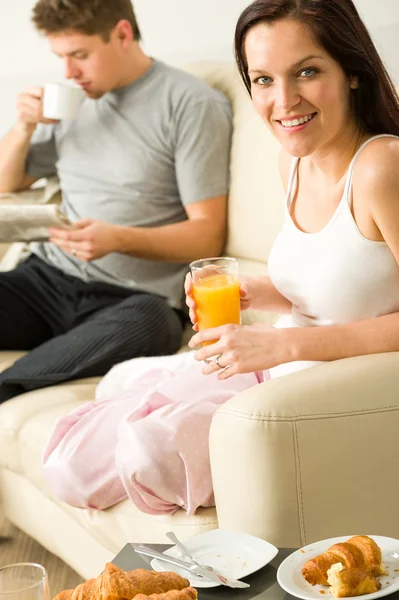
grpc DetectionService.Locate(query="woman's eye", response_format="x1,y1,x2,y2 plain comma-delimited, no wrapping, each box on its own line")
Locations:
299,68,317,78
254,76,272,86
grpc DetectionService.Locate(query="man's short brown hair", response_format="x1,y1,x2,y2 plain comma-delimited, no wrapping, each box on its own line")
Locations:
32,0,141,42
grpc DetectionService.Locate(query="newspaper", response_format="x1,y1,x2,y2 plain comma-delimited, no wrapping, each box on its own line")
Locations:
0,204,73,242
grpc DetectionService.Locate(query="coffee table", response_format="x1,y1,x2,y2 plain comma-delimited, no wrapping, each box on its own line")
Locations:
113,543,295,600
113,543,399,600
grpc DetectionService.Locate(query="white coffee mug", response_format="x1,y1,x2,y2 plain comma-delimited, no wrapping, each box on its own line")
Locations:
43,83,84,120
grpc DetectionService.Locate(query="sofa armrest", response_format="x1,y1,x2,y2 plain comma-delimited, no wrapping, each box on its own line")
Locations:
209,352,399,548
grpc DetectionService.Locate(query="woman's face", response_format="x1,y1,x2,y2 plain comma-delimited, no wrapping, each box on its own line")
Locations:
245,19,357,158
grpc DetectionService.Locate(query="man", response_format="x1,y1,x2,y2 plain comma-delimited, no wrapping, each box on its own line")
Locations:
0,0,232,402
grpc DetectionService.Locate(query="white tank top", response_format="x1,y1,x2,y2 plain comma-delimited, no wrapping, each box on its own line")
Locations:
268,134,399,329
266,134,399,379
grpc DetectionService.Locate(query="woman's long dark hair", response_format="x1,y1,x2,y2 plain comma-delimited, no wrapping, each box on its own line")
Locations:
235,0,399,136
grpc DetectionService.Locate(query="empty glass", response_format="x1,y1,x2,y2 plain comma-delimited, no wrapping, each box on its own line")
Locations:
0,563,50,600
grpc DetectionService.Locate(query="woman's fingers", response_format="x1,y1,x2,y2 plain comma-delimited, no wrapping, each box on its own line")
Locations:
185,294,196,308
185,272,199,326
189,307,198,326
186,292,198,326
199,350,237,380
189,324,237,351
184,272,193,294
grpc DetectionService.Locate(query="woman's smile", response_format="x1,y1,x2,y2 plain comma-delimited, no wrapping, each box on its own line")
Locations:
275,112,317,132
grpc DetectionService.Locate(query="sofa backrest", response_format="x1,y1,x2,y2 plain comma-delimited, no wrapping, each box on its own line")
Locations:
185,61,285,324
184,62,285,270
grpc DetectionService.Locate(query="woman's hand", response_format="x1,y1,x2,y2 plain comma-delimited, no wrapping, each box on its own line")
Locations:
184,272,199,330
184,272,261,330
238,275,265,311
188,322,293,379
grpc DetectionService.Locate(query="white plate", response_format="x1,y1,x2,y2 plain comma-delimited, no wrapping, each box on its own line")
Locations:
151,529,278,588
277,535,399,600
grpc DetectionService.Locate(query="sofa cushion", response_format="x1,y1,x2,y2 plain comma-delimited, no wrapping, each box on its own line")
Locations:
0,380,218,556
1,467,217,576
0,379,100,473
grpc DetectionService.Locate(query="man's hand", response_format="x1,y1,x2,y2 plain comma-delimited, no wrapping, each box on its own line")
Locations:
16,86,58,134
49,219,120,261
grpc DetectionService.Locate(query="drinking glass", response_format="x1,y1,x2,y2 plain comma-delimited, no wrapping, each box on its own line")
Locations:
190,257,241,338
0,563,50,600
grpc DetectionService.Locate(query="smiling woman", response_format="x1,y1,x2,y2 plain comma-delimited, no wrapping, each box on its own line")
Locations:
41,0,399,519
187,0,399,379
234,0,399,138
189,0,399,374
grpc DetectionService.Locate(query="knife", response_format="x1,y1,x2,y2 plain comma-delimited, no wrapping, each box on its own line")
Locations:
134,545,250,589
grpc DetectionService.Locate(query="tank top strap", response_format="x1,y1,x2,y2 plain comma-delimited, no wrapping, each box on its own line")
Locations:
343,134,399,207
286,157,299,209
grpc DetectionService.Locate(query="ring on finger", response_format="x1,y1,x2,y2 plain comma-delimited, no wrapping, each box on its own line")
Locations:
72,248,77,256
204,352,222,365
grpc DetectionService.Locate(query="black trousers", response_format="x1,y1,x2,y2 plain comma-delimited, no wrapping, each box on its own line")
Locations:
0,255,185,402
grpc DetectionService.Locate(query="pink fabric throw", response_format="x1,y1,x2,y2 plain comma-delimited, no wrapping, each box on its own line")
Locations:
42,354,263,515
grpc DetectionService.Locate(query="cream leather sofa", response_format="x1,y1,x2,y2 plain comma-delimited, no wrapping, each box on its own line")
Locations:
0,62,399,580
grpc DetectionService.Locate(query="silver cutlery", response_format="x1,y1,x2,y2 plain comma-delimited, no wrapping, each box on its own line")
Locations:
166,532,213,570
134,544,250,589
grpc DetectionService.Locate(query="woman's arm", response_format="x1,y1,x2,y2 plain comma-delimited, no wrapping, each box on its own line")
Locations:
289,312,399,362
190,140,399,377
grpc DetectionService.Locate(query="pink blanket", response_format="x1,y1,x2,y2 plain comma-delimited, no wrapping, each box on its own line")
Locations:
42,354,264,515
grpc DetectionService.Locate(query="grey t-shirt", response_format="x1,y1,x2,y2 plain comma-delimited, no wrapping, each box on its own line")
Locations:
27,60,232,309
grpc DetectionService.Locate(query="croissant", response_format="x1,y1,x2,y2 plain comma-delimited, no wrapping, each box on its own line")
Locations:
327,563,382,598
53,563,192,600
302,535,385,586
134,587,198,600
347,536,385,576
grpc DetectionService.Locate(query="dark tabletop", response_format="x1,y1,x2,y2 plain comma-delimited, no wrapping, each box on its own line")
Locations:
112,543,296,600
113,543,399,600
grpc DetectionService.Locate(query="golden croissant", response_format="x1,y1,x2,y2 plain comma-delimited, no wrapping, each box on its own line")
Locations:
134,588,198,600
302,535,385,586
53,563,196,600
327,563,382,598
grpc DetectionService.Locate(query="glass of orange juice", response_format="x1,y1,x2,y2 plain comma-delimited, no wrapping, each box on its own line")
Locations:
190,257,241,341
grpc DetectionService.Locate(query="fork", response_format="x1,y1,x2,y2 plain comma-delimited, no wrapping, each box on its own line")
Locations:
166,532,213,571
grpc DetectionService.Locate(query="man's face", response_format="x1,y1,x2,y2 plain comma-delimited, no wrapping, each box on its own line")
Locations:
48,28,124,99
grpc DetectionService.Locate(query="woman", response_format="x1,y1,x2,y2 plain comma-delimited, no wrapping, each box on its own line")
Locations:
43,0,399,515
187,0,399,381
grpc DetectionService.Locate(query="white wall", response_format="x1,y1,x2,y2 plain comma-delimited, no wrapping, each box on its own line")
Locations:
0,0,398,135
135,0,399,72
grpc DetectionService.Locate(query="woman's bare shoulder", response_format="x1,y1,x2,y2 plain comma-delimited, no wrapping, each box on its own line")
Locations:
353,136,399,250
353,136,399,192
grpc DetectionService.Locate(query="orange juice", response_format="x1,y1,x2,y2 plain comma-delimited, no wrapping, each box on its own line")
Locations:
193,274,241,333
